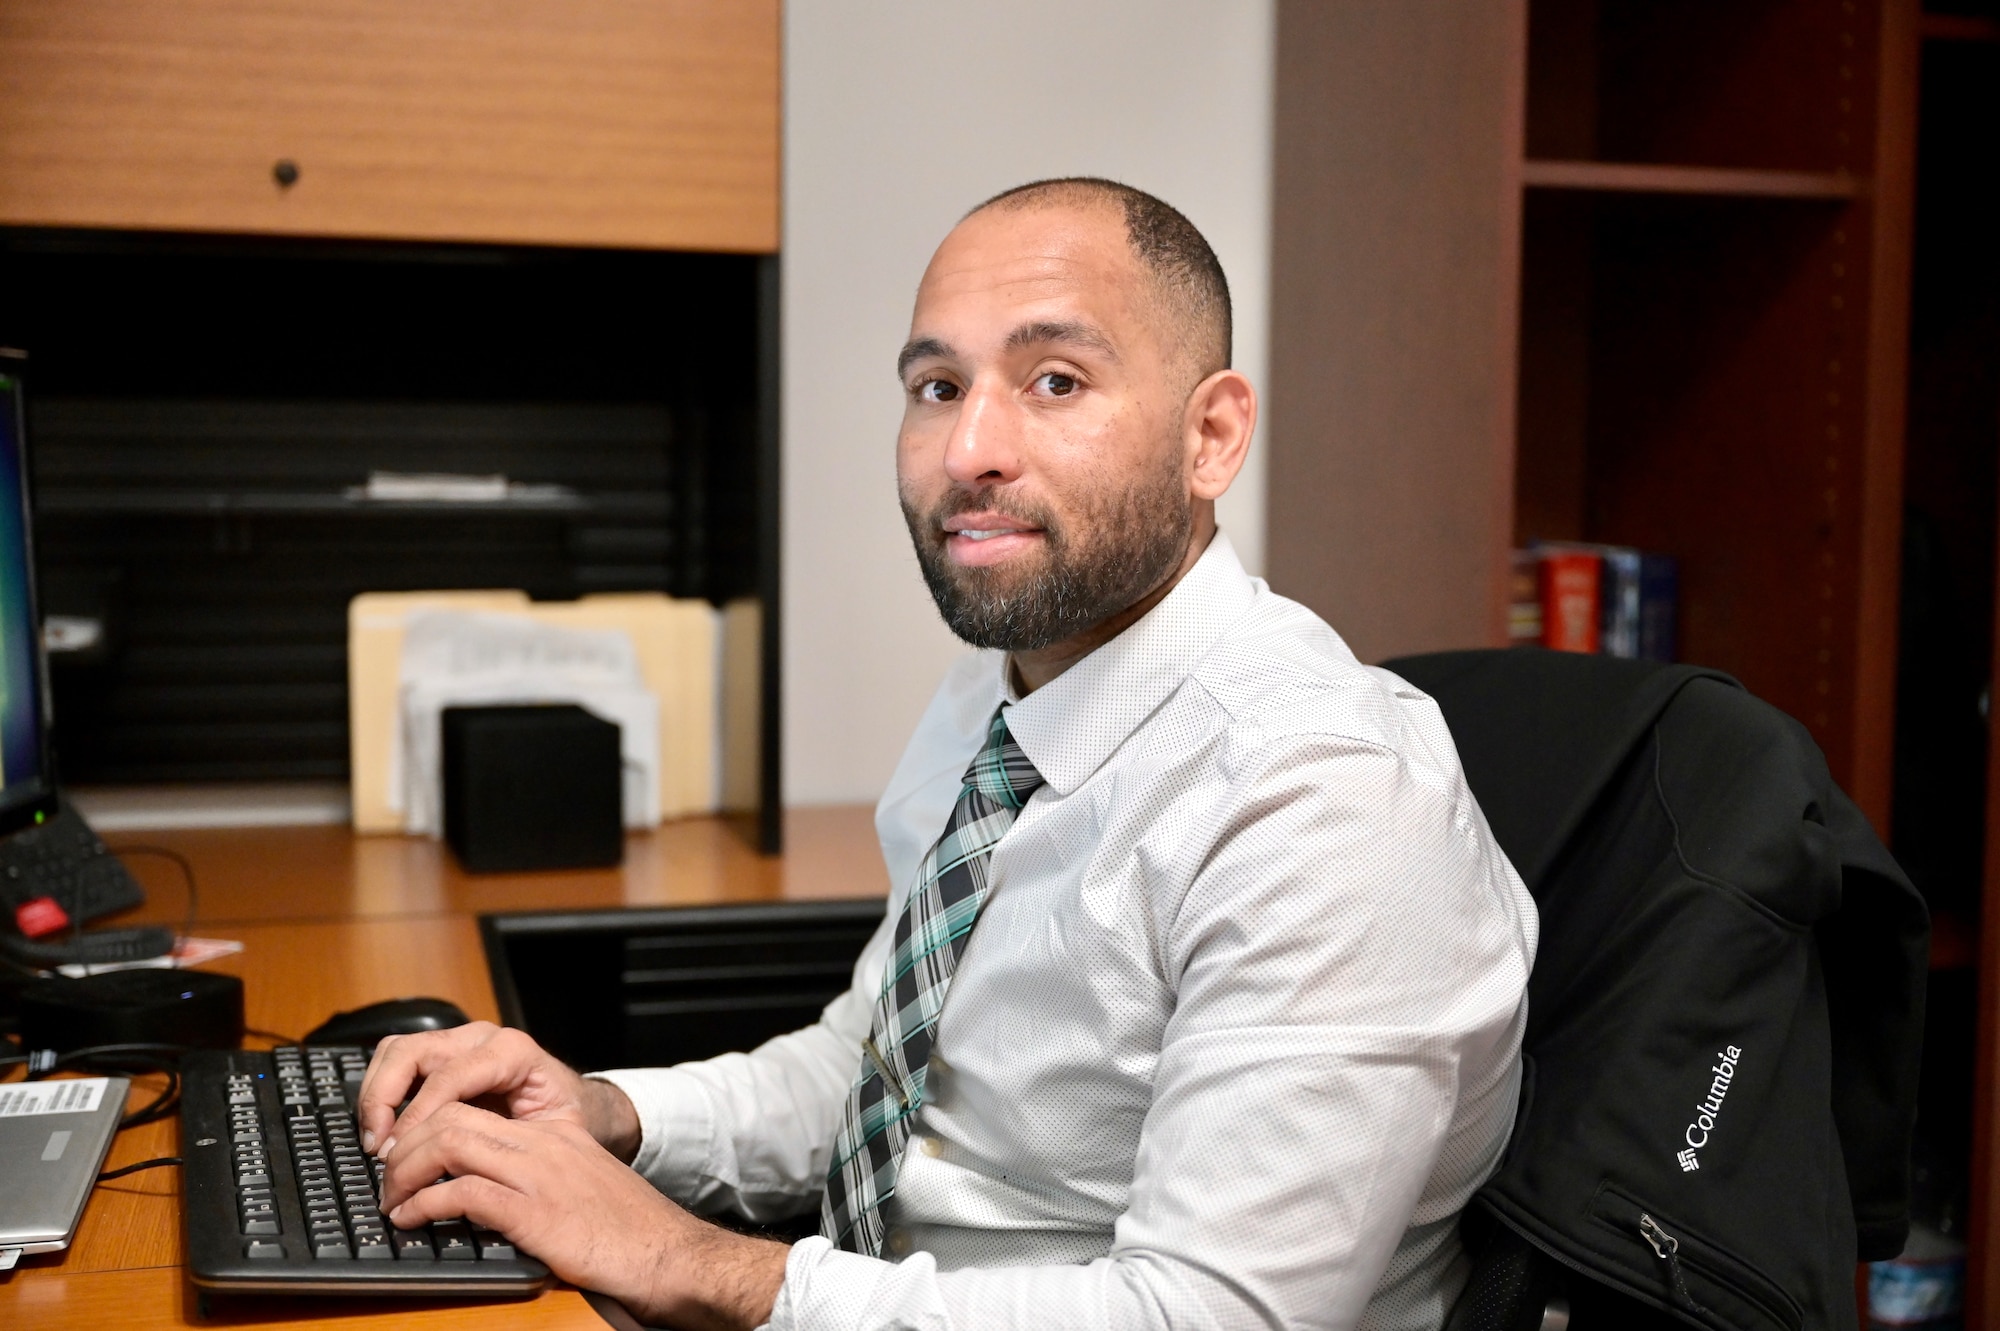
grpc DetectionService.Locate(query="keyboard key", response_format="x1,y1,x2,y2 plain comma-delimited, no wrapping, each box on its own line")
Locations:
245,1240,285,1260
433,1224,476,1261
354,1235,394,1259
314,1235,353,1260
476,1231,517,1261
242,1216,280,1236
236,1171,270,1187
391,1228,434,1260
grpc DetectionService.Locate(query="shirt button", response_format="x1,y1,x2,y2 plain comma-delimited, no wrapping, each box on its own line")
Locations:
919,1136,943,1158
887,1230,912,1256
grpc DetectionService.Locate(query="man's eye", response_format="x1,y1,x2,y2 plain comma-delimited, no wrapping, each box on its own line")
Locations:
916,379,961,403
1035,373,1078,397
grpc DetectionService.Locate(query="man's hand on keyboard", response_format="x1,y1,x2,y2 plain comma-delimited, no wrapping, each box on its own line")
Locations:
376,1100,789,1330
355,1023,640,1165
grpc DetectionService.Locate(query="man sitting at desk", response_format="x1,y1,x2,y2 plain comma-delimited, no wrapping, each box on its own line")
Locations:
358,178,1539,1331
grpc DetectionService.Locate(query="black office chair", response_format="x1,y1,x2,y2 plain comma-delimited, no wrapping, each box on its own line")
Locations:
1378,650,1928,1331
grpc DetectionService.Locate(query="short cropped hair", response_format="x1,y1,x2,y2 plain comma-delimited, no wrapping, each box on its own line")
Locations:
970,177,1232,386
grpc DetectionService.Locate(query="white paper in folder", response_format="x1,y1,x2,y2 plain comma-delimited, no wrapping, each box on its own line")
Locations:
393,611,661,835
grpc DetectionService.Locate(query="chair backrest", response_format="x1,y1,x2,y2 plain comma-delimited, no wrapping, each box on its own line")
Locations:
1382,650,1926,1331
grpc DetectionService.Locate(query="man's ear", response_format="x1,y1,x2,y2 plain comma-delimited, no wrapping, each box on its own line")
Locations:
1184,369,1256,502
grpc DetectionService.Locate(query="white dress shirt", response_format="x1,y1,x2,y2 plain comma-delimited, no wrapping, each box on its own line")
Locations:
594,532,1538,1331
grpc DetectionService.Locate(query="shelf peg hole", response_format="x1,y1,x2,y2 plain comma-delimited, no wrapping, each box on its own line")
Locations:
273,159,300,189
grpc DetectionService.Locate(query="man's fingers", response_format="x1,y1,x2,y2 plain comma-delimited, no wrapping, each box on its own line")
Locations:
355,1022,496,1152
386,1172,521,1235
379,1101,541,1215
385,1033,543,1150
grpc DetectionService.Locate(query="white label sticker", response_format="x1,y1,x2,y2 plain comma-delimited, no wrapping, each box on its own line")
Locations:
0,1077,110,1117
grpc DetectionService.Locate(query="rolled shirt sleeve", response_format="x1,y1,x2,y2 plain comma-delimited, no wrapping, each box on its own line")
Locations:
590,913,891,1223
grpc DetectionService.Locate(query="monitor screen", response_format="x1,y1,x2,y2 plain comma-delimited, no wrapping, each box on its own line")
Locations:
0,359,54,833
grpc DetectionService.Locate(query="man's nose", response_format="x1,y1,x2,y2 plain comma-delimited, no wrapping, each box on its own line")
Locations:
942,382,1022,487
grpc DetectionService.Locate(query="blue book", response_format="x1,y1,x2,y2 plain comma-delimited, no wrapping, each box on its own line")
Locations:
1638,554,1678,662
1598,547,1643,658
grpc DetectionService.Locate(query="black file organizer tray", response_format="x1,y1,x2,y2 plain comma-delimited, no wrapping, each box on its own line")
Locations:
479,901,885,1074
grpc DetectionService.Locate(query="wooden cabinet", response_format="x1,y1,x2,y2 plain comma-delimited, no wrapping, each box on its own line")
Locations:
0,0,779,252
1510,0,1917,826
1271,0,1915,823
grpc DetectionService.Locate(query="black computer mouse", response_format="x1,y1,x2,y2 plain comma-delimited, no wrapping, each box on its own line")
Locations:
303,996,471,1050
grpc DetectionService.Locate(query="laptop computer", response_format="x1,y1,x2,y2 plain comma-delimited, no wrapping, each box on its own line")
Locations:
0,1075,130,1269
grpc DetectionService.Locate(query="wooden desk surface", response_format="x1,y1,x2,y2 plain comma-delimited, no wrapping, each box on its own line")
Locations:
3,808,885,1330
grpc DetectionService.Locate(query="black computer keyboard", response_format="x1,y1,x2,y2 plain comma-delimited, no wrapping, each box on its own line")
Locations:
182,1046,550,1296
0,801,145,925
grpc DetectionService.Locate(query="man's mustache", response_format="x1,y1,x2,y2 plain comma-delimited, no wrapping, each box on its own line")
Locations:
919,490,1061,536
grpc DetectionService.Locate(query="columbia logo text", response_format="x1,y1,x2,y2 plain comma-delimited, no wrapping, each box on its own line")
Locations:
1677,1044,1742,1171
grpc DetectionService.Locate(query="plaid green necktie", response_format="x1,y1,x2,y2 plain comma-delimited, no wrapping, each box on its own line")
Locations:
821,704,1044,1255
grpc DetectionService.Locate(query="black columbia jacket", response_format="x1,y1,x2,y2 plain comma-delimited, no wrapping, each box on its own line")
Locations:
1384,650,1928,1331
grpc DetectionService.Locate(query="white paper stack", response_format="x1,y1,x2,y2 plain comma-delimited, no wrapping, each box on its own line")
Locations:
392,611,660,836
346,590,752,834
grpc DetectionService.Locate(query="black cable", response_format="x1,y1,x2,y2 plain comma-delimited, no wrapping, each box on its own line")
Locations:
37,1041,194,1072
119,1069,182,1128
2,1042,192,1076
107,844,199,959
97,1156,182,1182
35,1042,190,1127
14,1042,190,1127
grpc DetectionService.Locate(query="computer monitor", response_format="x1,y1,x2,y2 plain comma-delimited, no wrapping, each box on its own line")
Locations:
0,350,57,837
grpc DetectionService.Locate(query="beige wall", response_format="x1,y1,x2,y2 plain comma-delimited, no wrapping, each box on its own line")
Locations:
782,1,1276,806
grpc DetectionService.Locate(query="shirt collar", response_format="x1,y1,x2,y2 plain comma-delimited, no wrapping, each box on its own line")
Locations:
1001,530,1256,796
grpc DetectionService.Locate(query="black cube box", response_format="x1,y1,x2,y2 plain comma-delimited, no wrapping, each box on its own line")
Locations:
441,704,624,873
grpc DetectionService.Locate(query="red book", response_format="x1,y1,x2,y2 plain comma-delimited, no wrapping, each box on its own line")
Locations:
1540,550,1602,653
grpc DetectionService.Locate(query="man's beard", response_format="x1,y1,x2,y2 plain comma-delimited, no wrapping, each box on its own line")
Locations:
901,459,1193,653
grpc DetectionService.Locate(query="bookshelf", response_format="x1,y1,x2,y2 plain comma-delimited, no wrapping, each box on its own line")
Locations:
1518,160,1863,199
1512,0,1917,827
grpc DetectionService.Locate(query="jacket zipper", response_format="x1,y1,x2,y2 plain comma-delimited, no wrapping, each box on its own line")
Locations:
1640,1214,1710,1319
